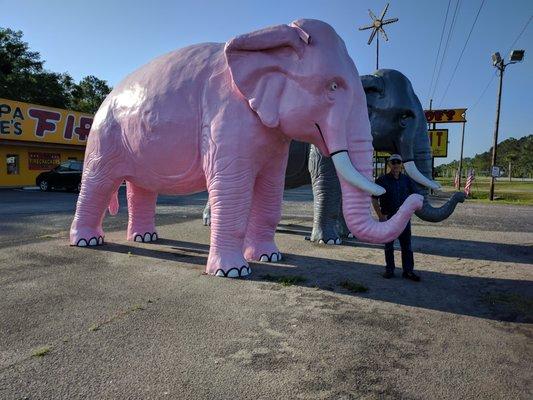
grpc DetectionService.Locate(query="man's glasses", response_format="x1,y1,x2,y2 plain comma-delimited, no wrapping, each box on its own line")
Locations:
390,160,402,165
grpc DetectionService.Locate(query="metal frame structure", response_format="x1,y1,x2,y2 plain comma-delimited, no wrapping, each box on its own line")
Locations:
358,3,398,70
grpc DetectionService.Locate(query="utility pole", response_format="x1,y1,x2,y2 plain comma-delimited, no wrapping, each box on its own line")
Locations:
508,161,512,182
458,121,466,189
489,62,504,201
489,50,524,200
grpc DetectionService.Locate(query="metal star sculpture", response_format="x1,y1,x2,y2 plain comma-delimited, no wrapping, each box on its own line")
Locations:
358,3,398,70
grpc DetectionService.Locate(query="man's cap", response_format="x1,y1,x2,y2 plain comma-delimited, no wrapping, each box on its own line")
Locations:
388,154,402,162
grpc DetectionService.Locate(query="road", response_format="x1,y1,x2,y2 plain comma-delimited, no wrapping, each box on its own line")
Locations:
1,187,532,399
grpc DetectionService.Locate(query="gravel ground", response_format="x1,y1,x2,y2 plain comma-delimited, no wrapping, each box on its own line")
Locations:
0,186,532,399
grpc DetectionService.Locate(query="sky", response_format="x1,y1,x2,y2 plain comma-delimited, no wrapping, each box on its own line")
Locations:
3,0,532,165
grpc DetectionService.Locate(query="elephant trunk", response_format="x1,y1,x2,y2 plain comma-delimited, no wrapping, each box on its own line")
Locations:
410,101,465,221
413,145,466,222
338,131,423,243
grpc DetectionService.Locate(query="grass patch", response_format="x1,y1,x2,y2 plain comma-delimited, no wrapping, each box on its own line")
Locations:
339,280,368,293
37,234,55,239
32,346,51,357
436,178,533,205
261,274,306,286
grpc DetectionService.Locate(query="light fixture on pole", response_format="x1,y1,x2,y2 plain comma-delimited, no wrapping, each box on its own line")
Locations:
489,49,525,200
358,3,398,70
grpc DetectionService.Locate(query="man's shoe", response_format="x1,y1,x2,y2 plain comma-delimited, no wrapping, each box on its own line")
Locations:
383,271,395,279
402,271,421,282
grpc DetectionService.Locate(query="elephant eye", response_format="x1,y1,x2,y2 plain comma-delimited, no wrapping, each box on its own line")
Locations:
329,82,339,91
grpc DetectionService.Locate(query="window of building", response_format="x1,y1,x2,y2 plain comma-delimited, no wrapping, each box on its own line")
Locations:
6,154,20,175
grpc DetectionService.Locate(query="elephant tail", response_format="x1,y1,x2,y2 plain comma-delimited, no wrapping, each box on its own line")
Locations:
108,189,119,215
415,192,466,222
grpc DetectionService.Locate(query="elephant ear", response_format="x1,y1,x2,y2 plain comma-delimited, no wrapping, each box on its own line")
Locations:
225,23,310,128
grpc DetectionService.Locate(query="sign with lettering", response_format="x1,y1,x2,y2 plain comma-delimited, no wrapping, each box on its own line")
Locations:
0,98,93,146
424,108,467,123
428,129,448,157
28,152,61,170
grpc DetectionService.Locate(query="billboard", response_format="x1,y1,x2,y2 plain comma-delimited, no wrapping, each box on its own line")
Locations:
424,108,467,123
0,98,93,146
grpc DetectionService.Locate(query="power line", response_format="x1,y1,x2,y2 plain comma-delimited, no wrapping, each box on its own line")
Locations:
505,15,531,54
469,15,531,110
427,0,452,105
430,0,462,101
439,0,486,106
470,71,496,110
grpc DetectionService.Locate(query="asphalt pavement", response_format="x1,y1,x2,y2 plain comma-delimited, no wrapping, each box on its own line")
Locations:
0,187,532,399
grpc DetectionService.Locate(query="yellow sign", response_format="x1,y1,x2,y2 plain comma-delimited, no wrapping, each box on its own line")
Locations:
428,129,448,157
424,108,467,123
0,98,93,146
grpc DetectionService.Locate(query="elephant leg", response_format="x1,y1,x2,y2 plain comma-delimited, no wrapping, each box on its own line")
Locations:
126,182,158,242
308,145,342,245
336,207,354,239
243,171,285,263
202,200,211,226
70,174,122,247
206,167,254,278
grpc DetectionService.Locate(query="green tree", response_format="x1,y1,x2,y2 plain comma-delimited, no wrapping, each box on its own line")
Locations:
70,75,112,114
0,28,72,108
0,27,111,113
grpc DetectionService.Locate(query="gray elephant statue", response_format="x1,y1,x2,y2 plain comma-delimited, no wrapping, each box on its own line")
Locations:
204,69,466,241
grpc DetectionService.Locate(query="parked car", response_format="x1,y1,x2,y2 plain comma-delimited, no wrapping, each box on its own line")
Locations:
36,160,83,192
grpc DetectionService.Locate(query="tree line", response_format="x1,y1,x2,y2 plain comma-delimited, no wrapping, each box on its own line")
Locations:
0,28,111,114
435,135,533,178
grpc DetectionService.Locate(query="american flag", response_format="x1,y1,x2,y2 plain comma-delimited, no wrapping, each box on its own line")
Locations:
454,169,460,190
464,169,475,196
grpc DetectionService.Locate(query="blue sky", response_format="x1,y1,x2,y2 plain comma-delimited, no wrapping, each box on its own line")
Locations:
3,0,532,165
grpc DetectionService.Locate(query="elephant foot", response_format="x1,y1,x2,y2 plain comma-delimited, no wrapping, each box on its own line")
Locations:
318,238,342,245
127,225,158,242
207,251,251,278
243,241,282,263
310,223,342,245
70,227,105,247
131,232,158,243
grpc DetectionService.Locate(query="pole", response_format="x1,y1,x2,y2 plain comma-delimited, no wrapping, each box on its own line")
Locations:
489,63,504,201
508,161,512,182
376,33,379,70
458,121,466,190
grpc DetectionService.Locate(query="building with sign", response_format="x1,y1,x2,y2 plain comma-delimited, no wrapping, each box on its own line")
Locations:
0,98,92,187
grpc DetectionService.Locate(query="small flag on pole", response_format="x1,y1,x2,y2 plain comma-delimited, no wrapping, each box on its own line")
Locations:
454,169,460,190
464,168,475,196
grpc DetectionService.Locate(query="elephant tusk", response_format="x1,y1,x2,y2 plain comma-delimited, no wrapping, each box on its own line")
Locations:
331,151,386,196
404,161,442,190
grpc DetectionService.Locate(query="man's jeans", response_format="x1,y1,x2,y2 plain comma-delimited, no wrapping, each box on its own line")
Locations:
384,221,414,273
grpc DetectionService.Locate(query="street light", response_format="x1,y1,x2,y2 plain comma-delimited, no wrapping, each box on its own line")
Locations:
489,49,525,201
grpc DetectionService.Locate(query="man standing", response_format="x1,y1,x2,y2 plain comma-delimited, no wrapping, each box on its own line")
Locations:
372,154,421,281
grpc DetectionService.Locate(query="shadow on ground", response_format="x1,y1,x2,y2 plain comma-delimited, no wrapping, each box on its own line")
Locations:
90,238,533,323
277,223,533,264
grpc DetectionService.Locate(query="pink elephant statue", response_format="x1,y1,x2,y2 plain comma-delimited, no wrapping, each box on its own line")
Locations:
70,19,423,277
